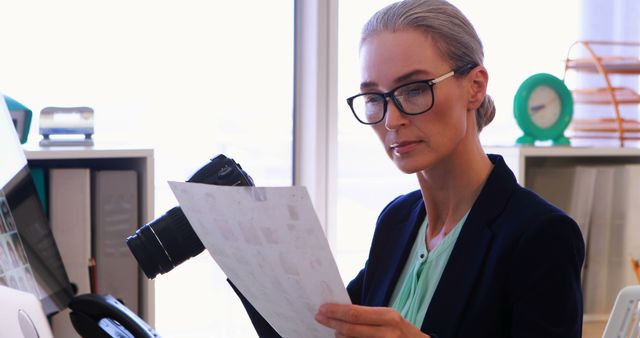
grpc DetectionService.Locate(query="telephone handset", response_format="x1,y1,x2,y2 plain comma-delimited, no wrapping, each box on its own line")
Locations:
68,293,161,338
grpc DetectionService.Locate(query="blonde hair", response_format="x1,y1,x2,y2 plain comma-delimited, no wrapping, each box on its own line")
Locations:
362,0,495,131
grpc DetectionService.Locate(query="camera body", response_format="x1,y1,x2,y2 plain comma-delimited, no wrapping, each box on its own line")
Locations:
127,154,254,279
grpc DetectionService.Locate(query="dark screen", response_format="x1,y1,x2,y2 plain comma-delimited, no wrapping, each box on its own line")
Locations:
0,165,73,315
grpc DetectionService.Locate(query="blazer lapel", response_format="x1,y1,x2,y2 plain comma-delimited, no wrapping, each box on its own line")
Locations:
421,154,517,337
368,193,426,307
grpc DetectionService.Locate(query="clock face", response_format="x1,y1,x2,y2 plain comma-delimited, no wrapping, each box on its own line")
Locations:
513,73,574,143
528,85,561,129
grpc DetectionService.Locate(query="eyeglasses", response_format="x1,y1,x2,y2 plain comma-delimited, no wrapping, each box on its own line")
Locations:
346,63,476,125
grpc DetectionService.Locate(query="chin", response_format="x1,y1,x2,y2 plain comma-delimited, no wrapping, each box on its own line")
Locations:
391,155,430,174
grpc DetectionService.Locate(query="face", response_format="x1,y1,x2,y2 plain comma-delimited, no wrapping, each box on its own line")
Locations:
359,29,479,174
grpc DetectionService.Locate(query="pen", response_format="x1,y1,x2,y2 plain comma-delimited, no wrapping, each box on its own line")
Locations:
88,257,98,293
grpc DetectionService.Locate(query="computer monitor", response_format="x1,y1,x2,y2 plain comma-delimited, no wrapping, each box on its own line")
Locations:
0,95,74,315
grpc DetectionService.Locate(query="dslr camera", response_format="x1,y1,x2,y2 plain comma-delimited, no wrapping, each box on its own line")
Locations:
127,154,254,279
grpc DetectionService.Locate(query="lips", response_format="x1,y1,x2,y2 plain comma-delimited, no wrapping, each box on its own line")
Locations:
389,140,422,155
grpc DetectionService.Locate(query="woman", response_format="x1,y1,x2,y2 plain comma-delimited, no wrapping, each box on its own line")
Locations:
313,1,584,337
237,0,584,337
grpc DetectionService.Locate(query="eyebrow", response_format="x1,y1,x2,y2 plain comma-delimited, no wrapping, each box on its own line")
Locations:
360,69,432,92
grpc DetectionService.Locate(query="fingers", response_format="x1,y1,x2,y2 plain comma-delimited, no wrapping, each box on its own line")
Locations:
316,304,410,338
318,303,403,325
316,312,388,338
316,304,431,338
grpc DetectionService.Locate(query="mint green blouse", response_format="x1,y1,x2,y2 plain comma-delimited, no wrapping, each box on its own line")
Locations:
389,211,469,328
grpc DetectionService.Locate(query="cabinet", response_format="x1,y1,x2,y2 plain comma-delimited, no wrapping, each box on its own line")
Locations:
485,146,640,338
563,40,640,145
23,145,155,326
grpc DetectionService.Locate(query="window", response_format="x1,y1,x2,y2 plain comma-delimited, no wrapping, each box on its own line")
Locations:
0,1,293,337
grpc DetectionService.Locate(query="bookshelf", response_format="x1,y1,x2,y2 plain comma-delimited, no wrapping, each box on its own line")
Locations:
23,145,155,327
485,146,640,184
485,145,640,338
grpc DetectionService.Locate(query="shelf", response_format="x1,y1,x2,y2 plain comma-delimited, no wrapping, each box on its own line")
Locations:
569,118,640,141
572,87,640,105
570,118,640,133
563,40,640,145
484,146,640,184
25,147,156,328
566,56,640,75
23,144,153,160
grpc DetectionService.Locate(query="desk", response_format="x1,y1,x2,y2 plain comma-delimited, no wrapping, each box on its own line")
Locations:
583,320,606,338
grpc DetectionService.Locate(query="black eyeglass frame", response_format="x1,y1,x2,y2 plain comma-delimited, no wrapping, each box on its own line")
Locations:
346,63,477,125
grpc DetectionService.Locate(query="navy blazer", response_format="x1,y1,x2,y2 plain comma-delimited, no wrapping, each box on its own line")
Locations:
232,154,585,338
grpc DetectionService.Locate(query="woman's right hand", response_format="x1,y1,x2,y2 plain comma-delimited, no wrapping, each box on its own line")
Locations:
315,303,431,338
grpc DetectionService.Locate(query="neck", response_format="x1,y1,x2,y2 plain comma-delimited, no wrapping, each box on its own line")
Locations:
417,133,492,250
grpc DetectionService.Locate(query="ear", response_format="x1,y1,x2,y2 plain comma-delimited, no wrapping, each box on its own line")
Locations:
466,65,488,111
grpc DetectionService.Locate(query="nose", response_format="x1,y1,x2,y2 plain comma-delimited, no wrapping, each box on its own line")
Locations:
384,98,409,131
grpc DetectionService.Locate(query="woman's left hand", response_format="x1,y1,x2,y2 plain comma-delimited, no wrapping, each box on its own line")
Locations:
315,303,430,338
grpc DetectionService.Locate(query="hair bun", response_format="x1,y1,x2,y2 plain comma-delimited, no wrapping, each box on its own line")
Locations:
476,94,495,131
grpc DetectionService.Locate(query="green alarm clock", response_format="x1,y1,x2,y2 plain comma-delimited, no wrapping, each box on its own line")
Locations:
513,73,573,146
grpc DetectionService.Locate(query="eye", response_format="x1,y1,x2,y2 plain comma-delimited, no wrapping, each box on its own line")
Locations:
363,94,384,104
398,84,429,98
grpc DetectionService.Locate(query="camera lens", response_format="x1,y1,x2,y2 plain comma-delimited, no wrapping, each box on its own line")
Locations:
126,154,254,280
127,206,205,279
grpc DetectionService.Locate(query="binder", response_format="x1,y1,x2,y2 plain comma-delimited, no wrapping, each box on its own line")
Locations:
604,166,629,314
49,168,92,337
92,170,139,314
29,167,47,215
583,166,616,315
567,166,597,246
623,165,640,286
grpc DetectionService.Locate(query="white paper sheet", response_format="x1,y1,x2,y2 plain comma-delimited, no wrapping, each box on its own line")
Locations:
169,182,351,338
